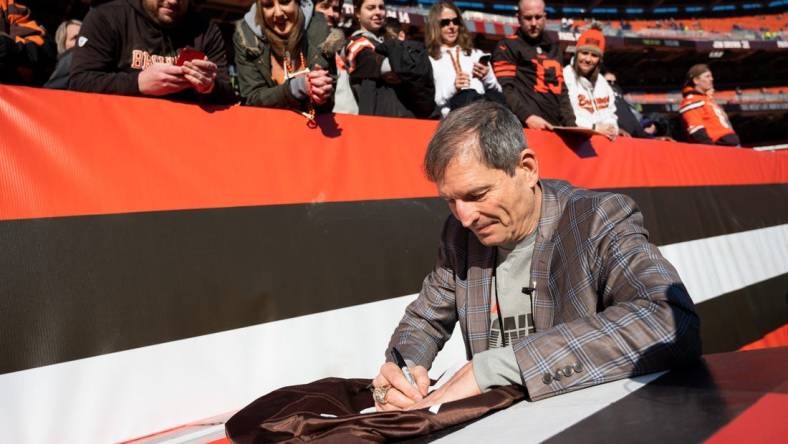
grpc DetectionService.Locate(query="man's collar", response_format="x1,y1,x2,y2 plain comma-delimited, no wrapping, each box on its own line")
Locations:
534,179,561,243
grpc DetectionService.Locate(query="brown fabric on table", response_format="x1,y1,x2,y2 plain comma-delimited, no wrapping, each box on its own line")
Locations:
225,377,524,443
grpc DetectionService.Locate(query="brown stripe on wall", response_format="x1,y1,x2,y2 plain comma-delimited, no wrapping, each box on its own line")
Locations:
0,198,449,375
696,273,788,354
544,347,788,444
1,184,785,374
602,183,788,246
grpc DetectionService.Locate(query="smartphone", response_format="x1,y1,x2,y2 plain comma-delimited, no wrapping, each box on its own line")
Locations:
176,47,206,66
478,54,492,65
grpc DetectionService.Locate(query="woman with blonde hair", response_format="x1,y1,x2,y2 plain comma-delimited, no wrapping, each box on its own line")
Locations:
234,0,335,113
563,25,619,138
45,19,82,89
425,1,501,117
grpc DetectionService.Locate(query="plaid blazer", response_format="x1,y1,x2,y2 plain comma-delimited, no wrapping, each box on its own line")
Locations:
388,179,701,401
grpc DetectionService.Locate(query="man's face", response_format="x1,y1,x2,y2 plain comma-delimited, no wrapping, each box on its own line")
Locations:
517,0,546,40
315,0,341,27
694,70,714,94
437,145,540,247
64,23,81,51
142,0,188,27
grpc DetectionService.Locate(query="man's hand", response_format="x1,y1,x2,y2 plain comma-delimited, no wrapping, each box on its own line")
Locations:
138,63,190,96
306,64,334,105
372,362,429,411
454,72,471,90
407,361,481,410
182,58,218,94
525,114,554,130
471,62,489,80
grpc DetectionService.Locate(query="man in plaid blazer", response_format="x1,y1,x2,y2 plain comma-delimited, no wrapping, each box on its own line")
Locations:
372,101,701,410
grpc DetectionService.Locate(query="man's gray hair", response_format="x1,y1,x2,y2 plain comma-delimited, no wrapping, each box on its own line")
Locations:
424,101,527,183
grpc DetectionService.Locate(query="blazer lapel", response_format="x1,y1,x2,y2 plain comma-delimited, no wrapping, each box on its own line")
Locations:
464,235,495,356
530,180,563,331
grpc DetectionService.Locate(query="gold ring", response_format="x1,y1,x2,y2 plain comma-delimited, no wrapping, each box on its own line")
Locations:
372,385,390,405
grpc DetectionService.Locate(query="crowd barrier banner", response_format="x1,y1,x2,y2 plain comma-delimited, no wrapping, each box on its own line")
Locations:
1,85,787,443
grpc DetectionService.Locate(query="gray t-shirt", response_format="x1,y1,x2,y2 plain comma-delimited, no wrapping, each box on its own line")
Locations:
472,231,537,391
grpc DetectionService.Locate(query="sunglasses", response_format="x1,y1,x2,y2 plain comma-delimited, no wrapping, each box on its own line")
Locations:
519,14,546,21
440,18,462,27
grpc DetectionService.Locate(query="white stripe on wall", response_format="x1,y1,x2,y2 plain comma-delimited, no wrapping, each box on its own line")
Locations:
658,224,788,304
434,372,665,443
1,225,786,443
0,294,467,444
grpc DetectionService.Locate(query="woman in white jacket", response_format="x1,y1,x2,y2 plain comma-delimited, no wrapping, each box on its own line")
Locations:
563,26,619,138
425,2,502,118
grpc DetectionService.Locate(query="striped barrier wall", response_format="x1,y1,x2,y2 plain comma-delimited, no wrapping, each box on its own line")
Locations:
1,85,786,443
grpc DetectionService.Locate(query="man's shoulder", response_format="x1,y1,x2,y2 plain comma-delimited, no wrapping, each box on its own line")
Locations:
543,179,638,228
82,0,136,31
93,0,132,10
87,0,138,20
494,32,528,55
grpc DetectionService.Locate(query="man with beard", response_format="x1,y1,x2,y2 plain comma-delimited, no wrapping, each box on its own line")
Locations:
69,0,235,104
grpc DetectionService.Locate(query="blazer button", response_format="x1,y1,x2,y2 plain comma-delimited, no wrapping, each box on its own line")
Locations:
563,366,574,376
542,373,553,384
574,362,584,373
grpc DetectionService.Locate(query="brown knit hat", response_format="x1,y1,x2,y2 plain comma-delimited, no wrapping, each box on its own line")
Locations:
686,64,710,86
576,28,605,56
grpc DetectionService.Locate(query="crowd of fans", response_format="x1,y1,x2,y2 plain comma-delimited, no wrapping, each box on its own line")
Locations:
1,0,745,146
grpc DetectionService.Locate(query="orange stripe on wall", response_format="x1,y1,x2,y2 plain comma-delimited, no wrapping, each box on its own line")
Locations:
1,85,787,221
705,384,788,444
739,324,788,351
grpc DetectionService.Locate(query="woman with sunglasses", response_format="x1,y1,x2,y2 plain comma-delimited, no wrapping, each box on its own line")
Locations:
345,0,430,117
425,2,501,117
234,0,335,112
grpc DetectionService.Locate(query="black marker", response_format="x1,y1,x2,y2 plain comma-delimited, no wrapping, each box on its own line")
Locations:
392,347,417,387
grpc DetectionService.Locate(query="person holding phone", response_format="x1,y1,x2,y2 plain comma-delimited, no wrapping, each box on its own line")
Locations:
234,0,335,111
425,1,502,117
69,0,235,104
